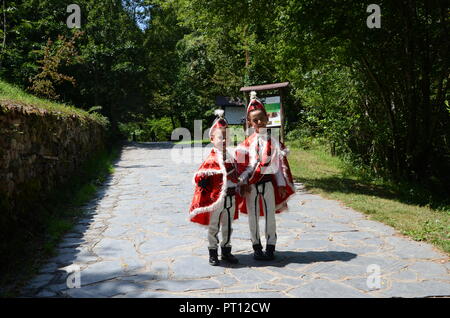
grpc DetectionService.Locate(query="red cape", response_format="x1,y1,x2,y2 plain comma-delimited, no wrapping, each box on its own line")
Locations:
189,148,239,225
235,132,295,215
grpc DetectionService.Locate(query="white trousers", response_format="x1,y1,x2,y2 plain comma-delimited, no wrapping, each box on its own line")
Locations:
246,181,277,247
208,194,235,249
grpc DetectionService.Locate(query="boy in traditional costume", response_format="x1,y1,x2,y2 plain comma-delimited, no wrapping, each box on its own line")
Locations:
235,91,295,260
189,110,240,266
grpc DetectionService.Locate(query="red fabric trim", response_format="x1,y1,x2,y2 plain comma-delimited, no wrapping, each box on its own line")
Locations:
235,133,295,215
189,149,239,225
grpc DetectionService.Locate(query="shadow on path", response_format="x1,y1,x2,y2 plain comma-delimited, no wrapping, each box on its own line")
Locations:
220,250,357,269
125,141,175,150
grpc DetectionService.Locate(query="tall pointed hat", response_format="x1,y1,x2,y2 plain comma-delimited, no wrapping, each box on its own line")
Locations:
246,91,267,116
209,109,228,138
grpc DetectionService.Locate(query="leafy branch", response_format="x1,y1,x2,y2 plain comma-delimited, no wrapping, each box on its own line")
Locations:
28,31,84,100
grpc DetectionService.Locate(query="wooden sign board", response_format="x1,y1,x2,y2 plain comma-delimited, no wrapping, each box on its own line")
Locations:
240,82,289,142
260,96,281,128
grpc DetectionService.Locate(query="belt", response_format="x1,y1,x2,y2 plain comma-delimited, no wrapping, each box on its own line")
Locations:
255,175,272,185
226,187,236,196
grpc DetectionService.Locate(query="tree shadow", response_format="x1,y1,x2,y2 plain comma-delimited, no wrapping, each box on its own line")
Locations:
126,141,175,150
15,148,130,297
295,176,449,210
115,164,162,169
1,145,127,297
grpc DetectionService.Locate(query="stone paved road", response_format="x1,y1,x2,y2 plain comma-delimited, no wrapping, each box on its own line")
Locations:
23,142,450,298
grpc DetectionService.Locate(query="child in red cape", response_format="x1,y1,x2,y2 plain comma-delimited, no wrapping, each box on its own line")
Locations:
235,91,295,260
189,110,240,266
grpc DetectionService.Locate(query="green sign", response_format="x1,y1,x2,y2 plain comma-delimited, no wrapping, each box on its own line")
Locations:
261,96,281,127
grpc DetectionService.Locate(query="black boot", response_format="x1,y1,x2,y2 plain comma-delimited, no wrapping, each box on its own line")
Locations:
221,246,239,264
265,244,276,260
209,248,220,266
253,244,268,260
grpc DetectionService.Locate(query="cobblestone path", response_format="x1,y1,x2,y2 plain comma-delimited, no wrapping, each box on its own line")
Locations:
23,142,450,298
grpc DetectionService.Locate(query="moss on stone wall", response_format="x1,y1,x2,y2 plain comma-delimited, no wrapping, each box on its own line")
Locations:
0,100,108,204
0,99,109,277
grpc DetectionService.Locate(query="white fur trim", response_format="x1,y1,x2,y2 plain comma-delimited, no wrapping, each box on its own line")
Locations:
192,168,221,185
189,149,228,220
187,214,210,228
235,145,248,154
238,133,295,213
281,147,290,157
214,109,224,117
195,169,222,177
241,133,280,182
191,147,223,185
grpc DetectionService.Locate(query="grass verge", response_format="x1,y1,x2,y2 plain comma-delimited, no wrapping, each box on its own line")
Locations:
0,79,108,126
287,140,450,256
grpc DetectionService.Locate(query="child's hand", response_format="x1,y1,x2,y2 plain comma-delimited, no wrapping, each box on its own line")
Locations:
239,183,251,196
238,184,245,196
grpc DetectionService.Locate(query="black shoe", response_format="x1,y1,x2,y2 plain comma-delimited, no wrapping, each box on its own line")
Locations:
221,246,239,264
265,244,276,260
253,244,268,260
209,248,220,266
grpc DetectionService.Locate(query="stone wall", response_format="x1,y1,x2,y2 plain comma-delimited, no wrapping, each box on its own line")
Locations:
0,100,108,215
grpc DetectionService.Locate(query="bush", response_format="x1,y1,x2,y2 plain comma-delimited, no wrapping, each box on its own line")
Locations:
118,117,174,142
286,126,322,149
145,117,173,141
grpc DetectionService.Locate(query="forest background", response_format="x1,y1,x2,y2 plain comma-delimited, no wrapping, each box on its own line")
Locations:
1,0,449,207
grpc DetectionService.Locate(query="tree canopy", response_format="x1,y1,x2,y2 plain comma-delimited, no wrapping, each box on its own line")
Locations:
1,0,449,193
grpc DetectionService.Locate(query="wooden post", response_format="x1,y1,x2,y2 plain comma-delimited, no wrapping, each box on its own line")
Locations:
279,87,285,143
243,91,248,136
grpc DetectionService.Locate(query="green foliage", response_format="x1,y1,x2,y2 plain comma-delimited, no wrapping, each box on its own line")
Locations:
0,79,108,126
28,31,83,100
280,0,450,192
118,117,174,142
286,126,321,150
288,143,450,255
118,121,144,141
1,0,149,131
1,0,449,194
88,105,102,113
145,117,173,141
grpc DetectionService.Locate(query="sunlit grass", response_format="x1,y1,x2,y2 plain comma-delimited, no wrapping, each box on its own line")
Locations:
287,141,450,255
0,79,108,126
